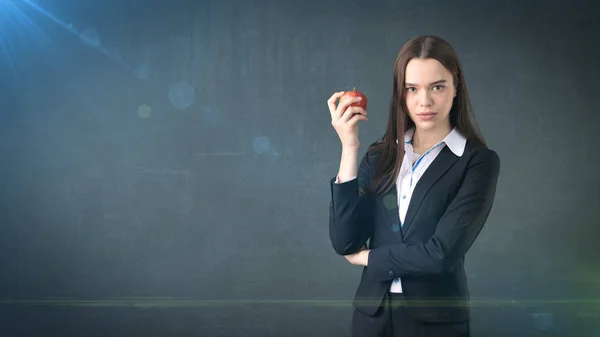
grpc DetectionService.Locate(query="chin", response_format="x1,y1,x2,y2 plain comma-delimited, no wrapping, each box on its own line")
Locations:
414,121,439,131
411,114,450,132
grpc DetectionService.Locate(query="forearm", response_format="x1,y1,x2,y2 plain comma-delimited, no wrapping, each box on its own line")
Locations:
337,147,359,182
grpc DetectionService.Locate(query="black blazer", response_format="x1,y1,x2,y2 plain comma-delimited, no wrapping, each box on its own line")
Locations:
329,140,500,323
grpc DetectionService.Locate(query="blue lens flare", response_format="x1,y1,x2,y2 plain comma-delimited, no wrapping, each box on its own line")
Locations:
1,0,142,78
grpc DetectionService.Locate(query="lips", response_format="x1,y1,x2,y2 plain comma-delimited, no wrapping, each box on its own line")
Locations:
416,112,437,121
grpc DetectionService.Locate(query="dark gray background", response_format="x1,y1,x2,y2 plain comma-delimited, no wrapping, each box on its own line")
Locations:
1,0,599,336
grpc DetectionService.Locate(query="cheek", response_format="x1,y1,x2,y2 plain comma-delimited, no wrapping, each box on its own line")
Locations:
437,92,453,107
444,93,455,107
405,96,418,112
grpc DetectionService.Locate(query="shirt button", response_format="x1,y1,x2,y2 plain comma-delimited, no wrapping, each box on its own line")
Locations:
402,195,406,199
389,270,395,277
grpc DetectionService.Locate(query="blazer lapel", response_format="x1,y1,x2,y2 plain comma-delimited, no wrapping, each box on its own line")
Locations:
401,146,459,237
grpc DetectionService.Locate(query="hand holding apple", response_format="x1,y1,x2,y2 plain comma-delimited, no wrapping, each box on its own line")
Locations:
327,87,369,150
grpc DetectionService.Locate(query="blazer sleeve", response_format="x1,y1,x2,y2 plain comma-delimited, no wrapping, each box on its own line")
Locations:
328,150,376,256
366,148,500,281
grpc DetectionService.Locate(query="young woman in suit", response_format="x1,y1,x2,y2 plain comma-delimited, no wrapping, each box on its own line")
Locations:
327,35,500,337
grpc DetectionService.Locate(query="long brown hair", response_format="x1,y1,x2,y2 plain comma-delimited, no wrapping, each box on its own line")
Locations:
366,35,487,197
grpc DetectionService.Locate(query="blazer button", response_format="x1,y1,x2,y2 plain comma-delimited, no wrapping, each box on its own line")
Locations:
389,270,395,277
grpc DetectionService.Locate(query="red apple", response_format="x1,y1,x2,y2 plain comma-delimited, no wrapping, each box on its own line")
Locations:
339,87,367,111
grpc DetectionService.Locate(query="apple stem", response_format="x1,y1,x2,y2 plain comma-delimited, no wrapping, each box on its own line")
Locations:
353,87,356,92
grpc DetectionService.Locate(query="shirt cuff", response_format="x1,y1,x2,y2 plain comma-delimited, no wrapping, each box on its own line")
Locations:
335,175,358,184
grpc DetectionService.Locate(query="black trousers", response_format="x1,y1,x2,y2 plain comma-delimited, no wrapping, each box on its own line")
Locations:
351,292,470,337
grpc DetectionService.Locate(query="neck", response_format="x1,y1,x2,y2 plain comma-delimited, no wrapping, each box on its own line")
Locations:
412,124,452,150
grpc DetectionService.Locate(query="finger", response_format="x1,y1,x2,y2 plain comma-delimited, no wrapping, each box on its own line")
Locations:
327,91,346,117
327,91,345,110
341,106,367,123
336,96,363,119
346,113,368,126
340,106,366,123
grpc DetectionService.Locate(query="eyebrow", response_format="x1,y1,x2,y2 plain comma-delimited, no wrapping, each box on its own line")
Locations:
404,79,448,87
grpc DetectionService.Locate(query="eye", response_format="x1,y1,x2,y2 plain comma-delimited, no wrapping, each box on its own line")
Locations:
406,87,416,92
433,85,445,91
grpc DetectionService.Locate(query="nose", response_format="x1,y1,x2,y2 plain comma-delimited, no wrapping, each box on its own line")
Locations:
419,90,433,108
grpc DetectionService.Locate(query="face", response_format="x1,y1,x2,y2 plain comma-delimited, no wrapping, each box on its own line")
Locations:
403,58,457,132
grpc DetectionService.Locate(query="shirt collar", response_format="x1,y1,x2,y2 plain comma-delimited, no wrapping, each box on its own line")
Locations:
395,127,467,157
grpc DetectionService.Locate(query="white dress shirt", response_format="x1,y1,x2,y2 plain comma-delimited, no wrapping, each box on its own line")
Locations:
335,127,467,293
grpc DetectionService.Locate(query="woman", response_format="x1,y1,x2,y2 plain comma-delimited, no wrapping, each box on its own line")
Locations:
327,35,500,337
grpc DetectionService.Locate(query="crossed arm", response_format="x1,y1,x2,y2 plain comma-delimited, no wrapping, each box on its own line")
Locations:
330,148,500,280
